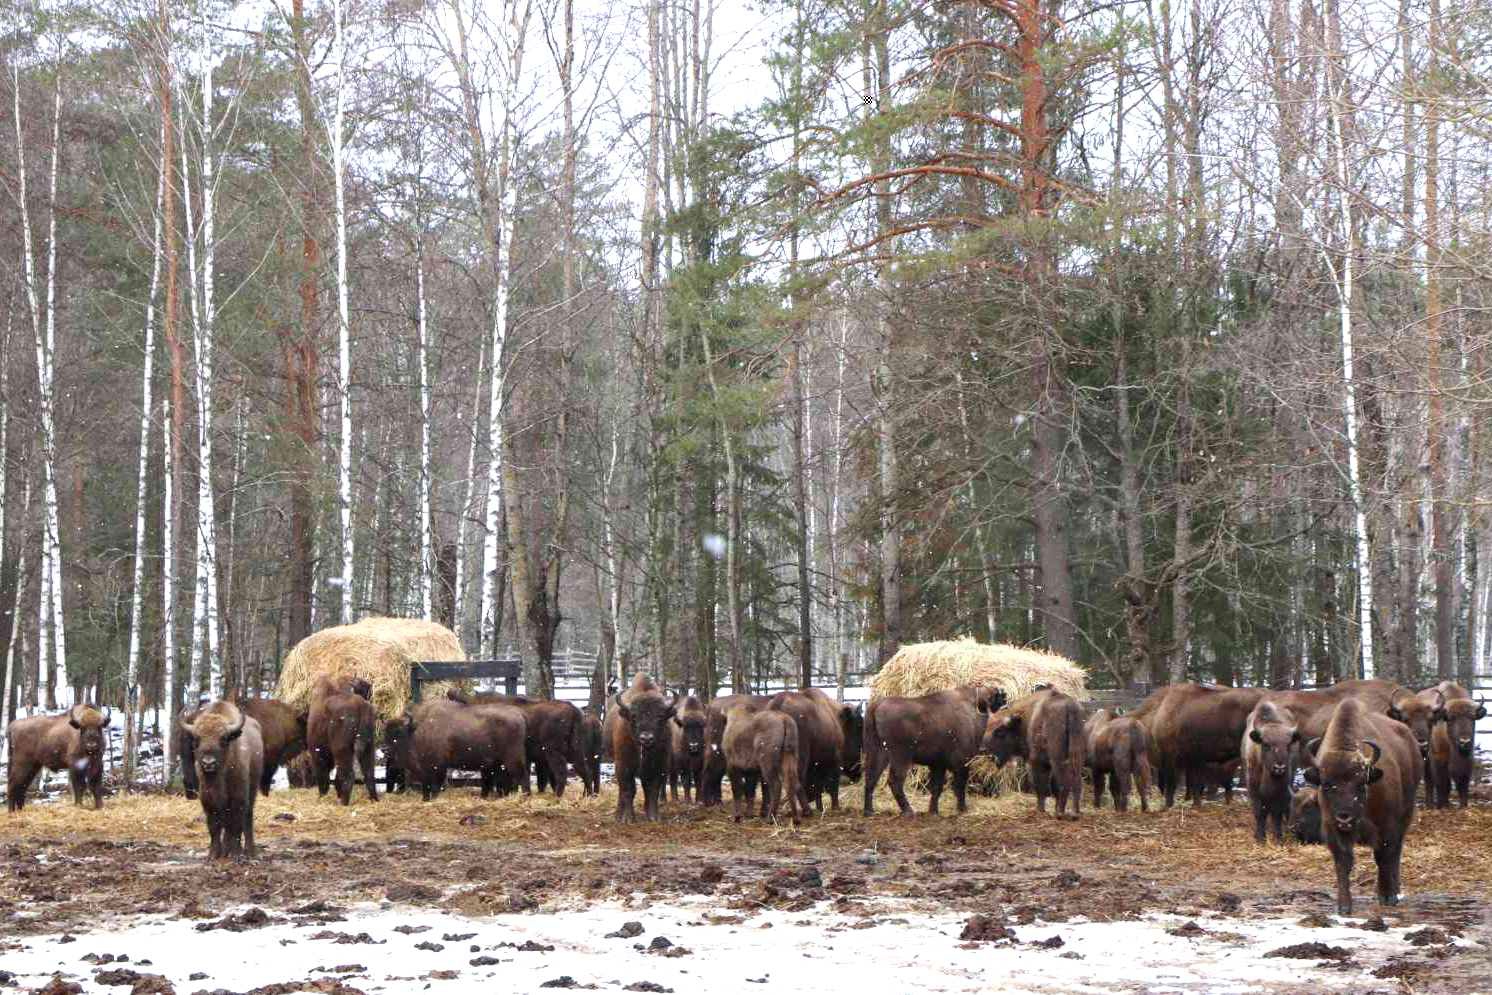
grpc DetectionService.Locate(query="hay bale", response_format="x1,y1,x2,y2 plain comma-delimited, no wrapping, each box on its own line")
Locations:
274,617,468,720
869,638,1090,793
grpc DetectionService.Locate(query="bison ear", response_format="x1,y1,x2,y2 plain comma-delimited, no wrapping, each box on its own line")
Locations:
1302,766,1321,786
840,705,855,722
1476,703,1488,720
1434,707,1448,723
672,714,684,728
1367,766,1384,784
612,692,630,721
224,727,243,744
1248,729,1263,744
1303,737,1323,766
69,717,81,730
1006,715,1021,732
1290,729,1301,743
1387,705,1404,722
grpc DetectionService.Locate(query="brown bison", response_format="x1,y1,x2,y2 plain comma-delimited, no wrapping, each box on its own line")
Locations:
1428,687,1484,809
766,688,861,812
307,674,379,805
398,698,529,800
699,693,770,806
1085,709,1152,812
1241,700,1299,843
1140,684,1266,808
1302,698,1420,916
1267,678,1401,740
286,749,317,788
580,706,603,796
1290,785,1324,844
181,697,307,798
606,674,680,822
180,700,264,860
448,691,590,798
667,695,708,803
722,705,804,826
862,686,1006,817
981,689,1087,819
6,704,112,811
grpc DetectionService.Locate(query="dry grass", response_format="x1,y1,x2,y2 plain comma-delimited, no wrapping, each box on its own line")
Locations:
870,638,1090,791
5,782,1486,902
274,617,467,719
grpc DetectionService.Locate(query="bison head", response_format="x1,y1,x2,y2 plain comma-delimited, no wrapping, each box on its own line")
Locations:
1444,700,1484,758
673,707,706,757
68,705,111,770
1302,737,1381,839
1248,720,1299,780
839,704,864,781
1387,691,1441,760
1289,786,1323,845
980,712,1023,767
972,686,1009,715
181,703,246,783
614,690,679,754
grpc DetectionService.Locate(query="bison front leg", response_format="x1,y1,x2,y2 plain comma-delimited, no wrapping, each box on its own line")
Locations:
90,768,104,809
1328,837,1356,916
359,739,379,802
729,770,748,823
1251,795,1268,844
615,770,637,823
546,752,569,799
1374,836,1403,907
69,769,84,807
313,749,333,797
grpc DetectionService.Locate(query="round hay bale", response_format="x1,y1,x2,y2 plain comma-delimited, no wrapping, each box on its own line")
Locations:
869,638,1090,794
274,617,468,720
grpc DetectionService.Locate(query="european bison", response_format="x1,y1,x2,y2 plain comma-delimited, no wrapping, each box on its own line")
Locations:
382,715,414,793
862,686,1006,817
307,674,379,805
1241,700,1299,843
179,700,264,860
606,674,679,822
982,689,1087,819
1302,697,1420,916
722,705,804,826
1429,686,1485,809
1290,785,1324,844
580,706,603,796
667,695,708,803
5,704,112,811
1085,709,1152,812
766,688,860,812
1139,684,1266,808
181,697,307,798
1267,678,1401,740
699,693,770,806
448,691,590,798
400,698,529,800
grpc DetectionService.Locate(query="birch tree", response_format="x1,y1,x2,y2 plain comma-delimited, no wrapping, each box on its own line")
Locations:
332,0,356,623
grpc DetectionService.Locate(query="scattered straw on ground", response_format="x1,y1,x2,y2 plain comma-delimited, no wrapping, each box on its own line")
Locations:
274,616,467,719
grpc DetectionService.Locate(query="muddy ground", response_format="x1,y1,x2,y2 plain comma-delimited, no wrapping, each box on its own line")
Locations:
1,783,1489,994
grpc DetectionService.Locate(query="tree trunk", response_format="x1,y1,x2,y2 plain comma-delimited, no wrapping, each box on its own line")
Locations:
332,0,356,625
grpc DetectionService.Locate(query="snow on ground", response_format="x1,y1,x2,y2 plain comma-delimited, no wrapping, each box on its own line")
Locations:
1,894,1478,995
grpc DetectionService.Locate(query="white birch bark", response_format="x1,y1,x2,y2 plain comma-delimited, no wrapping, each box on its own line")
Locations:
0,476,28,766
13,66,68,707
455,331,485,638
1327,77,1374,676
161,388,177,782
196,14,221,694
417,234,434,620
332,0,355,624
124,132,167,781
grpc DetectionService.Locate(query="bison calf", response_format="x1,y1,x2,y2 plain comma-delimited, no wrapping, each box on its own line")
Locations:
982,689,1086,819
1289,786,1324,845
722,706,804,826
1302,698,1420,916
180,701,264,860
700,694,769,806
307,675,379,805
1429,694,1485,809
1085,709,1152,813
668,695,708,803
1242,700,1298,843
580,707,603,796
6,705,112,811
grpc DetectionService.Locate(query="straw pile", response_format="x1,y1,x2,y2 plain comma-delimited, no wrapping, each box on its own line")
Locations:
870,638,1090,793
274,616,468,720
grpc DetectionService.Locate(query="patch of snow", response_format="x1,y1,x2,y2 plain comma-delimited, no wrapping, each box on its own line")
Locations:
1,896,1474,994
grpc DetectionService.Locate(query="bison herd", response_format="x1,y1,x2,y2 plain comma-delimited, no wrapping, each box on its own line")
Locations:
4,671,1485,918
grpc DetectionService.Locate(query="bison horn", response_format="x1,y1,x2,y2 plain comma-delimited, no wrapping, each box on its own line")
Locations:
179,716,199,738
1360,739,1381,768
1302,737,1322,766
225,706,245,738
612,692,630,719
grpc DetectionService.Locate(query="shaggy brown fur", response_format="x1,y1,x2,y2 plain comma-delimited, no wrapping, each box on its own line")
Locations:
667,695,708,803
1085,709,1153,813
863,686,1006,817
307,674,379,805
699,693,770,806
722,706,804,826
605,674,680,822
5,704,112,811
402,698,529,800
1429,692,1485,809
448,691,589,798
766,688,863,813
181,698,306,798
1302,698,1421,916
982,689,1087,819
579,707,603,796
180,701,264,860
1241,700,1298,843
1140,684,1265,809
